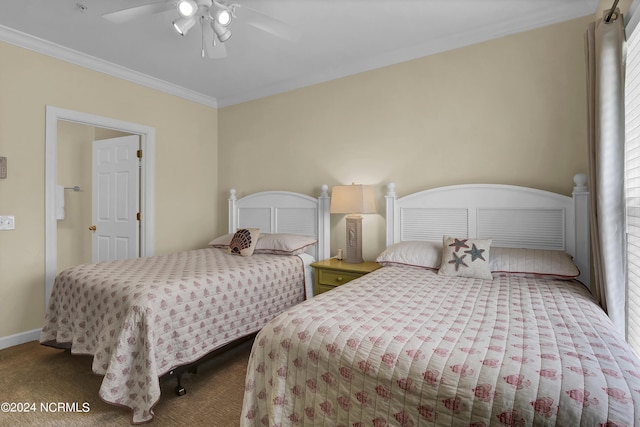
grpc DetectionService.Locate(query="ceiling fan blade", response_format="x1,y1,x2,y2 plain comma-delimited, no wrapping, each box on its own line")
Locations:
209,40,228,59
233,4,301,42
202,20,228,59
103,1,176,24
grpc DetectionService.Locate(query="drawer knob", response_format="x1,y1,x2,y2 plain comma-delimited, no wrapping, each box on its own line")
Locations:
336,276,343,282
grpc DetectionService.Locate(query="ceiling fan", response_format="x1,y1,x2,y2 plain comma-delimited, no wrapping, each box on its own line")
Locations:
102,0,299,59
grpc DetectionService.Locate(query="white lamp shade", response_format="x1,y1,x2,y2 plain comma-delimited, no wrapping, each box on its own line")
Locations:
177,0,197,17
215,8,232,26
173,16,196,35
213,21,232,42
330,184,377,214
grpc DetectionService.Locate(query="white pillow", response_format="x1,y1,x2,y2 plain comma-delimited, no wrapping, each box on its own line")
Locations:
490,247,579,279
376,241,442,270
208,233,234,248
254,233,317,256
438,236,493,280
209,232,316,256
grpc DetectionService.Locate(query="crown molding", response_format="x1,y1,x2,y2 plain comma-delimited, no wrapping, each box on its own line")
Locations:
0,24,218,109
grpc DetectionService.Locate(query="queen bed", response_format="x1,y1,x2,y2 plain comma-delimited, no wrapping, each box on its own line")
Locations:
40,186,330,424
241,175,640,427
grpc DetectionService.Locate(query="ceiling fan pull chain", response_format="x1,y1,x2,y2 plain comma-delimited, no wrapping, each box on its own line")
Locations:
200,16,206,58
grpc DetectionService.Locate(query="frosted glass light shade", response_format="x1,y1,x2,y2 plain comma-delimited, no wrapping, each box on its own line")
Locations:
173,16,196,35
177,0,197,17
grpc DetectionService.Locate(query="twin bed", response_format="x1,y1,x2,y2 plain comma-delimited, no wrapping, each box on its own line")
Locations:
40,186,330,423
42,176,640,426
241,175,640,427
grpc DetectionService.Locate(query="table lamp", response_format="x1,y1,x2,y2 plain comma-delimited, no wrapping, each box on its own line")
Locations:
330,183,377,263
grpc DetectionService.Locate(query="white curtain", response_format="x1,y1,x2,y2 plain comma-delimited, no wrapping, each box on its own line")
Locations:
585,11,627,336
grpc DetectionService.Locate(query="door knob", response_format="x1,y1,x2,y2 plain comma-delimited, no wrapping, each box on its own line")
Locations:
89,225,96,231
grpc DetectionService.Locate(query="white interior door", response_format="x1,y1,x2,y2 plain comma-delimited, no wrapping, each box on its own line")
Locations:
91,135,140,262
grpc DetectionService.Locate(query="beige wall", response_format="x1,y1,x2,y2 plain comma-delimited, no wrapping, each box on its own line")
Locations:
219,16,591,262
0,41,218,339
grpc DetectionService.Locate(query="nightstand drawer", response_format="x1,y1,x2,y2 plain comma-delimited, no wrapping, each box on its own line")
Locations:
311,259,381,295
317,283,340,294
318,269,362,287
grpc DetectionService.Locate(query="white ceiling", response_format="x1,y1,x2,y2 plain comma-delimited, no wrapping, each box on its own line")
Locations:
0,0,600,107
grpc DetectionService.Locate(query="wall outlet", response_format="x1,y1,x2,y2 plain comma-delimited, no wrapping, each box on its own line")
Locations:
0,215,15,230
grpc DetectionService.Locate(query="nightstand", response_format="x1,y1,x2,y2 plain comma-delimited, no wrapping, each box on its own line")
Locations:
311,258,381,295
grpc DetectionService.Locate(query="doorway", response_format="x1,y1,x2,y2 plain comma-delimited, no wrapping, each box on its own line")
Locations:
56,126,141,268
44,106,156,309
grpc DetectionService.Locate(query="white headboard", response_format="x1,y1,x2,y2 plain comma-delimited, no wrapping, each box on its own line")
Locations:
385,174,590,287
228,186,330,261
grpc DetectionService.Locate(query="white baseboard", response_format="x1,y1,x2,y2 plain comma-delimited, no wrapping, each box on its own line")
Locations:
0,329,41,350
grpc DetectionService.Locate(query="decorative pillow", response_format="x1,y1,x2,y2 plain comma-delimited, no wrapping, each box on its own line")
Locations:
254,233,317,256
490,247,580,279
209,232,316,256
228,228,260,256
376,241,442,270
438,236,493,280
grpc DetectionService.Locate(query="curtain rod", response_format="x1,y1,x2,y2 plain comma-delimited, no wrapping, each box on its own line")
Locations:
605,0,620,23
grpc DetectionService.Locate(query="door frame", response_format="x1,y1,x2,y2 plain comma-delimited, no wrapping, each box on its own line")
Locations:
44,105,156,309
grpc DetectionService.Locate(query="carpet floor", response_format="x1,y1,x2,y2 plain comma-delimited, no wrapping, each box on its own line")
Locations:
0,338,253,426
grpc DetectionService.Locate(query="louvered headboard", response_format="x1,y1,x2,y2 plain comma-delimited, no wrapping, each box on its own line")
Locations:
228,186,330,261
385,174,590,287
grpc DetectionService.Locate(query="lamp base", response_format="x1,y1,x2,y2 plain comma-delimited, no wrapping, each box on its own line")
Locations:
344,215,363,264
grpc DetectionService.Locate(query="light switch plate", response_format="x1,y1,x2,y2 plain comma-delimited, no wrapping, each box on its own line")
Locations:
0,215,15,230
0,157,6,179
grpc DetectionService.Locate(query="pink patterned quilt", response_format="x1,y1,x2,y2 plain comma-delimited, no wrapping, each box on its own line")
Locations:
242,265,640,427
40,247,306,424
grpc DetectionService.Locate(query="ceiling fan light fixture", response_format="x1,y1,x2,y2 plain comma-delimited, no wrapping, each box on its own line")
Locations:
215,9,232,26
173,16,196,35
177,0,198,17
212,21,231,42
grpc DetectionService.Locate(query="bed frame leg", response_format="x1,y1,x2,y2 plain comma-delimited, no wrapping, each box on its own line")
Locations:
166,365,195,396
175,372,187,396
163,334,256,397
